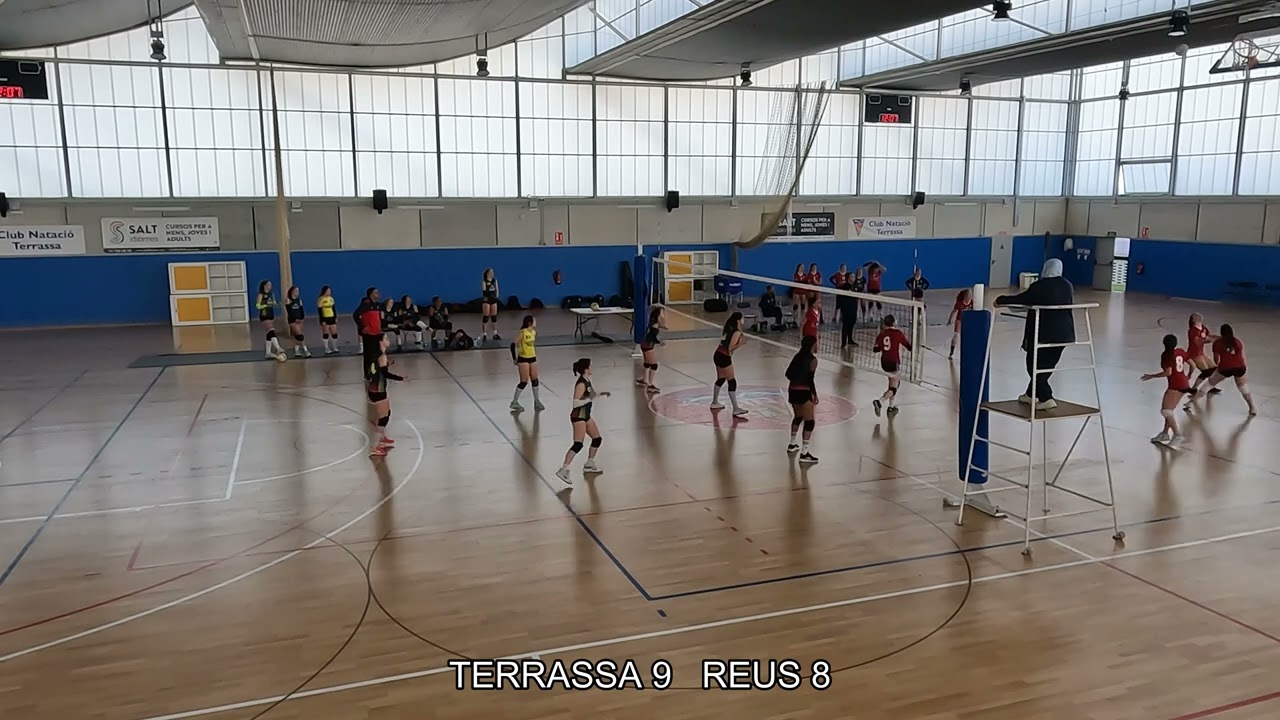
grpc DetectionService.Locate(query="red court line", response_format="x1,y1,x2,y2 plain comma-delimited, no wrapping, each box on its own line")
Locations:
0,489,358,638
1168,690,1280,720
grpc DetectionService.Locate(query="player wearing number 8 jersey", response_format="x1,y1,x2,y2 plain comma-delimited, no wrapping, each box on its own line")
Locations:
872,315,911,417
1141,334,1191,446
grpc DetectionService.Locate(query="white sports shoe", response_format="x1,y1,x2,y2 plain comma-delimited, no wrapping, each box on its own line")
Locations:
1035,399,1058,411
555,467,572,484
710,401,725,410
583,460,603,474
1150,432,1171,445
1017,394,1033,405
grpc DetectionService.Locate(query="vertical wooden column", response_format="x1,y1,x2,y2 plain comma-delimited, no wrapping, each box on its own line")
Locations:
268,67,293,290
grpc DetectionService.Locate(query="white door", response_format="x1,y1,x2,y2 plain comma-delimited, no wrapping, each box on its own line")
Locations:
989,235,1013,288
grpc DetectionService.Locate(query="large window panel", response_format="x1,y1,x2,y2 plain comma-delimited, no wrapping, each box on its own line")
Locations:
564,5,597,67
165,6,221,64
865,26,936,75
0,79,66,197
1128,52,1183,93
353,74,438,198
519,82,593,196
1176,84,1242,195
667,87,732,195
166,67,264,197
1020,101,1067,196
799,91,858,196
1023,72,1072,101
1121,91,1176,159
800,50,840,86
1080,62,1123,100
840,41,865,79
915,97,967,196
1240,77,1280,194
1119,161,1171,194
595,85,664,196
264,71,355,197
517,18,565,79
941,7,1045,57
60,63,167,197
438,79,517,197
968,99,1018,195
860,124,912,195
737,89,801,195
1182,43,1235,86
58,24,152,62
1069,0,1170,31
1073,99,1120,195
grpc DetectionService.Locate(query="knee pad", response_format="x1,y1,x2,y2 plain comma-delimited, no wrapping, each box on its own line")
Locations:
293,333,304,342
517,381,528,389
322,332,330,340
887,386,898,396
1160,408,1175,418
791,417,803,427
590,436,602,449
715,378,726,387
377,415,390,427
803,419,816,432
727,379,737,392
569,441,584,454
266,329,277,340
531,379,539,387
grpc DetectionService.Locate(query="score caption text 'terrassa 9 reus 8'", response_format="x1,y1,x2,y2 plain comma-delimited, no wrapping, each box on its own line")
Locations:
448,658,832,690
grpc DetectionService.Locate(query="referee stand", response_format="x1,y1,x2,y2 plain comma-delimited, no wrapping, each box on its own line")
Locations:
950,286,1124,555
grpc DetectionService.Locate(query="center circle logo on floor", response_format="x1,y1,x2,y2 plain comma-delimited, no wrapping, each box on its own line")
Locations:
650,385,856,430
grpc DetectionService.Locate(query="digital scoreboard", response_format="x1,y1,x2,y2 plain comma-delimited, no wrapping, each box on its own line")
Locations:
0,60,50,101
863,94,913,124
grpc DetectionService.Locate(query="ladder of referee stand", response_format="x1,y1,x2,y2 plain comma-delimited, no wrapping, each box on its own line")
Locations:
953,302,1124,556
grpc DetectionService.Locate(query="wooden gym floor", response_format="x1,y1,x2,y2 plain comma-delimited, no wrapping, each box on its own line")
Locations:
1,292,1278,720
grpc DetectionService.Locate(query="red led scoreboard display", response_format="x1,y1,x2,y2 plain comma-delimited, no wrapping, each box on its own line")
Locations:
0,60,50,101
864,94,914,124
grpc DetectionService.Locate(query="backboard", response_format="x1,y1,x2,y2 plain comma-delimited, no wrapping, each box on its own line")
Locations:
1209,31,1280,74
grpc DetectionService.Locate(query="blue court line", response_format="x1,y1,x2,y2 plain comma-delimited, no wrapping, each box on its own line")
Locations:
0,368,164,589
0,370,87,447
430,354,654,601
647,497,1280,602
0,478,78,489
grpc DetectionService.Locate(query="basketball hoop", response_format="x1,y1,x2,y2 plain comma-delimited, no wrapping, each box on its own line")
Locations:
1212,32,1280,74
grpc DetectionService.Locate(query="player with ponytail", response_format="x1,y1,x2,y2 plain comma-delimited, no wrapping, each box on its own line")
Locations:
1204,324,1257,416
1141,333,1192,446
556,358,610,484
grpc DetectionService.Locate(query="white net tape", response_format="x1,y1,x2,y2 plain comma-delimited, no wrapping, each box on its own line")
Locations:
650,257,926,384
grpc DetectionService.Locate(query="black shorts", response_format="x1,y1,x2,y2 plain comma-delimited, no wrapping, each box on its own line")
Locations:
367,391,387,403
482,295,499,305
517,356,537,364
910,290,924,300
287,313,304,324
320,317,337,327
1172,387,1194,395
713,351,732,369
640,342,655,353
869,288,882,295
788,388,815,405
571,410,592,423
258,311,274,322
1218,366,1246,378
881,358,899,375
429,318,451,330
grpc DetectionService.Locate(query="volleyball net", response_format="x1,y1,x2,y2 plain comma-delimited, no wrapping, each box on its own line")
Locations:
648,256,926,384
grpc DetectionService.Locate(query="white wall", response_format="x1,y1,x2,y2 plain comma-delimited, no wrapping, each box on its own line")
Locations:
1066,199,1280,244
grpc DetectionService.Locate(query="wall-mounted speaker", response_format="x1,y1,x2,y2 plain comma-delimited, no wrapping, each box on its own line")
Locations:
911,191,926,209
372,189,388,214
665,190,680,213
0,192,9,218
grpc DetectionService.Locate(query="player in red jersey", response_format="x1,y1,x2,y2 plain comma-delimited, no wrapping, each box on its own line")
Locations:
829,264,849,324
945,288,974,359
1203,324,1257,415
872,314,911,417
1184,313,1220,399
806,264,823,323
863,261,885,322
802,301,820,341
1141,334,1192,446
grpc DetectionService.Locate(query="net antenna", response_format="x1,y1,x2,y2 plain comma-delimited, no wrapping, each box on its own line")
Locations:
736,82,832,249
1209,30,1280,74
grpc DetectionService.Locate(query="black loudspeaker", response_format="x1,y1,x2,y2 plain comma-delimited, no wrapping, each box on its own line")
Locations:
372,189,388,214
0,193,8,218
911,191,926,209
665,190,680,213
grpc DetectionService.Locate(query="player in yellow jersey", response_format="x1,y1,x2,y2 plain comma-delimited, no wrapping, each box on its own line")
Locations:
317,286,339,354
509,315,543,412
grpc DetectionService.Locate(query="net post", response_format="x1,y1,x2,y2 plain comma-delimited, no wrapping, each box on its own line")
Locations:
632,254,649,347
958,283,990,487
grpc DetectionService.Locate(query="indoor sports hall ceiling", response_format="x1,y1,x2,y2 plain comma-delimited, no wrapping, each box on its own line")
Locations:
0,0,177,49
568,0,989,81
194,0,591,67
847,0,1280,91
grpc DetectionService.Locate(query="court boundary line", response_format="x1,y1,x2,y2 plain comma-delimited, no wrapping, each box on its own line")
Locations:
0,419,425,665
133,520,1280,720
0,369,87,447
0,369,163,588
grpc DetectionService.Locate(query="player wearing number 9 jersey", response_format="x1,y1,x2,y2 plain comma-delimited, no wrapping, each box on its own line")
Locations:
872,315,911,418
1141,334,1191,446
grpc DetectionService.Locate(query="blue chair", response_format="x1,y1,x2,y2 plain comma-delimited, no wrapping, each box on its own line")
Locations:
714,276,744,305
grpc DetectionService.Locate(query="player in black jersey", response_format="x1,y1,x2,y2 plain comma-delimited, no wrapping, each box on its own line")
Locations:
396,295,428,349
284,286,311,358
849,267,869,324
905,267,931,308
635,307,666,393
711,312,748,417
366,337,405,457
556,358,610,484
785,335,820,464
255,280,286,360
380,298,402,351
480,268,501,342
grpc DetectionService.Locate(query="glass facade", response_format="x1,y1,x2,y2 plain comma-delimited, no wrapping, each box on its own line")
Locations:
3,6,1280,199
